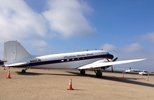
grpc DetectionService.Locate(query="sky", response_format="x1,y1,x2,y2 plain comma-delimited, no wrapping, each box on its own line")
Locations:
0,0,154,72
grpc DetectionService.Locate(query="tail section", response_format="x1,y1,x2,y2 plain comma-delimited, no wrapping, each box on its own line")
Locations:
4,41,31,64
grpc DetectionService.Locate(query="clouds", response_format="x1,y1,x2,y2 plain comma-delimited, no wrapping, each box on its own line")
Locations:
0,0,47,44
122,43,144,53
100,43,153,71
101,43,145,53
100,44,116,52
17,39,52,56
140,33,154,42
0,46,3,59
101,43,147,60
43,0,96,38
0,0,96,42
0,0,96,58
30,40,48,47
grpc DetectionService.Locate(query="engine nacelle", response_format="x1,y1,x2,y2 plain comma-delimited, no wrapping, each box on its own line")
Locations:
101,66,110,70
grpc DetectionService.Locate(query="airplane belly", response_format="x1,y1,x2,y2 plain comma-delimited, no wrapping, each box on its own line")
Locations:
29,58,102,69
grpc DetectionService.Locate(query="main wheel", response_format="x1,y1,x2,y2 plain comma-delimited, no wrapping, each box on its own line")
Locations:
22,70,26,73
96,70,102,77
80,69,85,75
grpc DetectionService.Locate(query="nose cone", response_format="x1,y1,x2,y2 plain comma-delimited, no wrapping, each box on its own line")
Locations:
108,54,114,59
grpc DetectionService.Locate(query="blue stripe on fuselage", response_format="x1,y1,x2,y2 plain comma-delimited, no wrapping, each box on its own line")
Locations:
16,54,114,67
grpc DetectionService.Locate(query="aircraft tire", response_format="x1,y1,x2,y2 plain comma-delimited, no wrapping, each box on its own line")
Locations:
96,70,102,77
22,70,26,73
80,69,85,75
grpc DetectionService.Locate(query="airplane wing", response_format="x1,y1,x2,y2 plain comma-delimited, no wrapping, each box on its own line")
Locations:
78,58,147,69
5,62,29,67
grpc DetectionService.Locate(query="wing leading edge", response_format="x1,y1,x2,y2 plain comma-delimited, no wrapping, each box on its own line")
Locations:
78,58,147,69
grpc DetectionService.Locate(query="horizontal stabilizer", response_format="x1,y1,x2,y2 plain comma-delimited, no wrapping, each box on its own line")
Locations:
78,58,147,69
5,62,29,67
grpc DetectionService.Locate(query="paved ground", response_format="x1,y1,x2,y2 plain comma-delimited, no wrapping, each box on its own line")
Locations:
0,66,154,100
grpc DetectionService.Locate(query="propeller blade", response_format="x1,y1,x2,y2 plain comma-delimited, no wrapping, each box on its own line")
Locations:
106,58,110,62
112,57,118,62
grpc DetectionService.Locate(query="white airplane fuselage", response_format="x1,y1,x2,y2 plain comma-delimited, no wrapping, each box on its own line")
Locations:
18,50,113,69
3,41,146,77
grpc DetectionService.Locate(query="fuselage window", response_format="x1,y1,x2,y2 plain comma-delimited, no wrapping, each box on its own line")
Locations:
80,57,84,60
74,58,78,60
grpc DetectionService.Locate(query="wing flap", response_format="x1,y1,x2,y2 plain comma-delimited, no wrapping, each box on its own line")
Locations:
78,58,147,69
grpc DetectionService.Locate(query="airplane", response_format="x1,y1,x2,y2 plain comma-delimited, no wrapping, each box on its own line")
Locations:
124,67,139,73
3,41,146,77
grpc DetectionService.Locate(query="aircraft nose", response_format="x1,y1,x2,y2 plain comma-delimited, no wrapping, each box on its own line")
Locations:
108,54,114,59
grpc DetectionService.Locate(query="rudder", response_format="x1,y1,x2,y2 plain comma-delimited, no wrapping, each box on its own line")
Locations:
4,41,31,64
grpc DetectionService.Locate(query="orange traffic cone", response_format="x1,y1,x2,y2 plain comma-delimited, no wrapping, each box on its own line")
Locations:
3,67,5,70
122,73,124,78
7,70,11,79
67,78,73,90
147,74,149,81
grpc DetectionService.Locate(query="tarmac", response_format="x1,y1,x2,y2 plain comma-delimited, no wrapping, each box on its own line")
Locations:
0,66,154,100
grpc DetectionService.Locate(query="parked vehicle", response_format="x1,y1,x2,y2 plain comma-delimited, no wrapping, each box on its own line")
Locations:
139,70,148,75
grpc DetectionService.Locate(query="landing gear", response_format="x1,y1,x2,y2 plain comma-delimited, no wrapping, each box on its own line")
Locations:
22,69,26,73
95,70,102,77
80,69,85,75
21,68,28,73
79,69,102,77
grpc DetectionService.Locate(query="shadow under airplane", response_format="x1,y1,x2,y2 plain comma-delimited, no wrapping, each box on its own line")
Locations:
66,71,154,88
16,71,154,88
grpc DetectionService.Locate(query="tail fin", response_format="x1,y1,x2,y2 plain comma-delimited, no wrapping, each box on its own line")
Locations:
4,41,31,64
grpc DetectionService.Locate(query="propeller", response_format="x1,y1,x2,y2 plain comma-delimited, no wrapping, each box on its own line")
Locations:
106,57,118,62
106,57,118,72
112,57,118,62
112,57,118,72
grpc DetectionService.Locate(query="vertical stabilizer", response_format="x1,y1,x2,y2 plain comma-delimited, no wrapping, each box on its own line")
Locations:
4,41,31,64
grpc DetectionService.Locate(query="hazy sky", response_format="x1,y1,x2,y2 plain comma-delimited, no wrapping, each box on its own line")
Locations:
0,0,154,71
